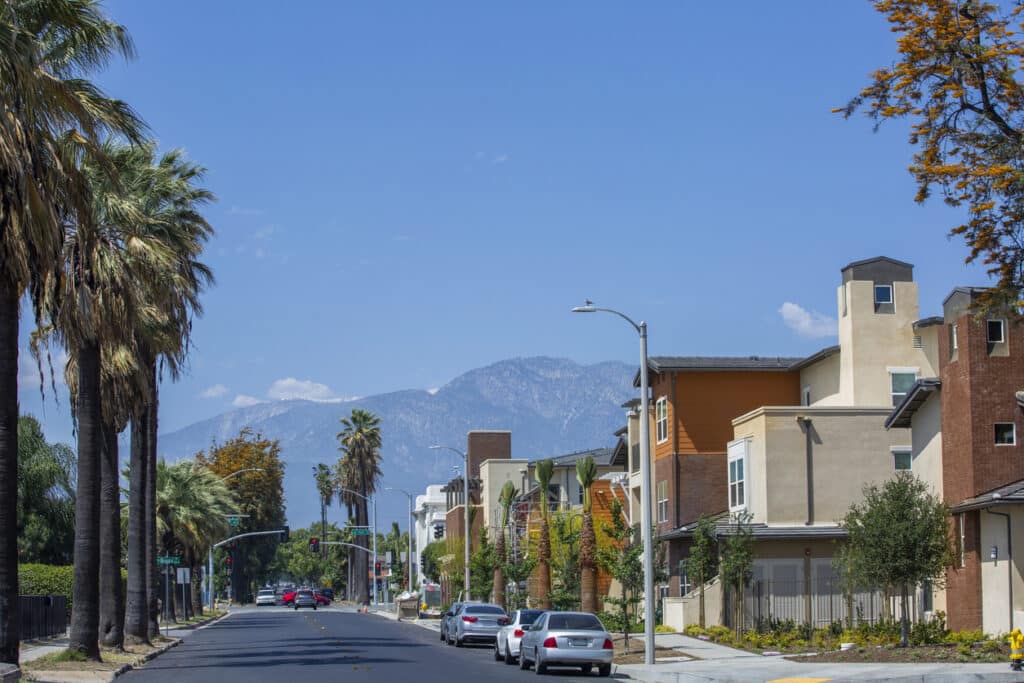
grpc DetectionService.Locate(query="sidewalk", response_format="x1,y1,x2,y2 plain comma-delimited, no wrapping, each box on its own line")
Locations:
650,632,758,660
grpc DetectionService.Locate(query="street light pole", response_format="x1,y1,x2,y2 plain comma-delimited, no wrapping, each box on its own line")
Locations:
385,487,415,592
430,445,470,601
573,301,656,666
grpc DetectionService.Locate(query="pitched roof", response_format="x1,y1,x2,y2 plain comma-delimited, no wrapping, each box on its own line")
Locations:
659,515,847,541
885,377,941,429
950,479,1024,512
841,256,914,271
549,446,618,467
788,345,840,372
648,355,803,372
913,316,944,329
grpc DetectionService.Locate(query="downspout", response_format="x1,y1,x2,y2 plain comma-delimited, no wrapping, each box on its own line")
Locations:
671,372,679,528
985,507,1013,631
797,417,814,525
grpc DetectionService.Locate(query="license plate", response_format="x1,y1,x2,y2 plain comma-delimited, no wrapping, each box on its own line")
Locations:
570,638,589,647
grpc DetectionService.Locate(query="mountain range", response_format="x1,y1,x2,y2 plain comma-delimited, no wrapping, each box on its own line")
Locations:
157,356,636,527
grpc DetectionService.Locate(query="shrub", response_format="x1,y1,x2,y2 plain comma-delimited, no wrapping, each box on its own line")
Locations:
19,564,74,612
683,624,706,637
910,611,947,645
982,640,1002,654
654,624,675,633
957,643,972,658
946,629,987,645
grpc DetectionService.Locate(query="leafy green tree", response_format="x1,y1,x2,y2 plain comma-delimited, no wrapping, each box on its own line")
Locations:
576,456,598,614
597,498,643,651
719,511,754,635
533,459,554,609
839,0,1024,304
469,529,496,602
842,473,953,647
336,409,382,605
17,416,75,564
420,540,447,584
273,524,347,588
684,515,719,628
548,511,581,611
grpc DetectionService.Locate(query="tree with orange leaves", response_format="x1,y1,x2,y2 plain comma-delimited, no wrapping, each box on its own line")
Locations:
840,0,1024,303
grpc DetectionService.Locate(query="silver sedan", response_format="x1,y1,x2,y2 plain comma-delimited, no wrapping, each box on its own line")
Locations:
494,608,545,664
450,603,508,646
518,612,613,676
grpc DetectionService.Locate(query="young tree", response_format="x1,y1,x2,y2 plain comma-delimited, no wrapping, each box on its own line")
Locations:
576,456,599,614
597,498,643,652
548,510,581,611
840,0,1024,303
469,529,496,602
842,473,953,647
684,515,719,628
718,511,754,636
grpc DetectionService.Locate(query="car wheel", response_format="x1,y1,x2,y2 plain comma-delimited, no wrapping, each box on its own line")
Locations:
534,650,546,675
519,647,530,670
598,664,611,678
455,636,463,648
294,606,298,611
440,629,446,642
313,605,317,610
581,664,592,675
505,644,514,665
494,643,503,661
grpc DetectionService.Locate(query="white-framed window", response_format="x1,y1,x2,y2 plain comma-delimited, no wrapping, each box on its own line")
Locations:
952,323,959,352
892,447,912,471
987,319,1005,344
889,368,918,406
874,284,893,305
801,386,811,407
656,480,668,523
678,562,692,597
727,439,747,511
995,422,1016,446
958,513,966,568
655,397,668,443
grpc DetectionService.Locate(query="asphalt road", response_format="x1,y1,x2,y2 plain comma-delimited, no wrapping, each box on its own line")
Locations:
123,607,597,683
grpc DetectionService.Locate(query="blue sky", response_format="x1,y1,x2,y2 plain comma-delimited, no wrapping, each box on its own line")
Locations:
19,0,991,447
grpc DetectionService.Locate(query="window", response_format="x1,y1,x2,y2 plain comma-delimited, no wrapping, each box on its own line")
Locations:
656,480,668,523
655,398,668,443
890,371,917,406
727,440,747,511
987,319,1005,344
892,447,912,471
958,513,966,568
801,386,811,407
995,423,1016,446
678,562,692,596
922,579,933,613
874,284,893,304
577,482,583,505
951,323,959,352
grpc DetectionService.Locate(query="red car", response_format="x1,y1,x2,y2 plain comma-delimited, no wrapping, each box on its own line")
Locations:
282,590,297,606
313,591,331,606
281,589,330,606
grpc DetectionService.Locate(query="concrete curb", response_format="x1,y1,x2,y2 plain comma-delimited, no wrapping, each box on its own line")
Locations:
613,664,1024,683
0,664,19,682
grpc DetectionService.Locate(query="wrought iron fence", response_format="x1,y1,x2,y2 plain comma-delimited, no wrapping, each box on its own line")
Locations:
19,595,68,640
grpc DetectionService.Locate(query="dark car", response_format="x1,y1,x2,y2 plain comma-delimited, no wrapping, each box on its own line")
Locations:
319,588,335,601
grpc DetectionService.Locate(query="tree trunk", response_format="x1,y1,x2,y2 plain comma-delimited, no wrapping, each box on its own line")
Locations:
579,512,596,614
899,583,909,647
494,530,506,611
191,559,203,618
69,340,103,660
125,412,150,644
699,580,706,628
537,515,552,609
99,424,124,648
145,361,159,638
354,498,368,605
0,281,20,665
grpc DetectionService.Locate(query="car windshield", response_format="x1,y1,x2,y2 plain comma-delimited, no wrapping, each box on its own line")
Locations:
258,590,274,596
465,605,505,615
519,610,544,625
546,614,604,631
298,590,312,596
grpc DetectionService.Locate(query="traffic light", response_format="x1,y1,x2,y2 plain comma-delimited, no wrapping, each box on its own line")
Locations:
433,524,443,539
374,561,382,577
224,552,233,571
283,525,290,542
309,537,319,554
420,555,426,573
376,578,382,593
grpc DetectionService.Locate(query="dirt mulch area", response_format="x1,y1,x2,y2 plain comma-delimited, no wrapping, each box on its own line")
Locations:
612,634,693,665
23,637,177,673
789,641,1009,664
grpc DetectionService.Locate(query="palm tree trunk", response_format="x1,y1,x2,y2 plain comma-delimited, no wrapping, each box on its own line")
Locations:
537,515,552,609
99,424,124,648
125,411,150,644
0,280,20,665
145,361,159,638
579,513,596,614
69,340,103,660
494,532,506,611
355,499,368,605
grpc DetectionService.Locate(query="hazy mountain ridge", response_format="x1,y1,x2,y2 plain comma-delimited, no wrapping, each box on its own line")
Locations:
157,357,635,526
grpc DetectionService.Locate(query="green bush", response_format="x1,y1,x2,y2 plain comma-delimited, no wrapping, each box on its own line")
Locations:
910,611,947,645
654,624,675,633
946,628,987,645
19,564,74,610
683,624,706,637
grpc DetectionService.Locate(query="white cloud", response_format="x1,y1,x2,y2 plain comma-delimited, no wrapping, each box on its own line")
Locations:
200,384,229,399
427,387,440,395
232,394,263,408
227,206,263,216
778,302,838,339
267,377,336,402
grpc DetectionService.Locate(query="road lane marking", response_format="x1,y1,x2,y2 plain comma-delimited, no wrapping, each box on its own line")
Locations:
767,678,831,683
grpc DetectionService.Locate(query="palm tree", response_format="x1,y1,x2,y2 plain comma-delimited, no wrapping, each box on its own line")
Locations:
336,409,382,605
313,464,334,557
494,482,517,611
533,459,554,609
0,0,143,665
576,456,598,614
334,455,359,597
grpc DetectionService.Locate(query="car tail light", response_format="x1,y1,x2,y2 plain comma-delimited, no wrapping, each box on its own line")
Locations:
542,637,558,648
498,617,509,625
513,629,524,638
462,616,478,623
603,638,614,650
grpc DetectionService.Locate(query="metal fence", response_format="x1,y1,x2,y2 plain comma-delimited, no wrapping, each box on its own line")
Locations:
19,595,68,640
723,577,892,631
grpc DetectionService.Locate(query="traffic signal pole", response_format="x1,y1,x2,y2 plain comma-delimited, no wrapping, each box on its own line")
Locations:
208,529,288,606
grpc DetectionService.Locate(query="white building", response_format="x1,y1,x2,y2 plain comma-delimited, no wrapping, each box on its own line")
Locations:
412,484,447,587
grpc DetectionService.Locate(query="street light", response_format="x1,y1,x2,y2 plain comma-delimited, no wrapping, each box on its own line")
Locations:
385,487,415,592
430,444,471,601
572,300,656,665
337,486,378,607
219,467,263,482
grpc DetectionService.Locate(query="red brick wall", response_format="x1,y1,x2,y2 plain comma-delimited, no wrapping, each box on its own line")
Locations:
945,510,984,631
467,431,511,477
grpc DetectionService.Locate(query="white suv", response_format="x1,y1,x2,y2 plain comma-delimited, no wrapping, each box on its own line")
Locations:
255,589,277,606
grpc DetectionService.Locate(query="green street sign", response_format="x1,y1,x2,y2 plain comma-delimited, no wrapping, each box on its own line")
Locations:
157,556,181,566
229,517,240,526
351,528,371,536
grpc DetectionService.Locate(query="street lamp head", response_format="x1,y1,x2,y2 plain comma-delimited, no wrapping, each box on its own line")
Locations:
571,299,596,313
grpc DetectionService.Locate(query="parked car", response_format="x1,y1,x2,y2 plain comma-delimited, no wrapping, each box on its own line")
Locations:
281,589,297,606
449,603,507,647
255,589,277,606
313,591,331,606
293,589,317,610
494,609,545,663
319,588,335,601
440,602,465,643
518,611,613,676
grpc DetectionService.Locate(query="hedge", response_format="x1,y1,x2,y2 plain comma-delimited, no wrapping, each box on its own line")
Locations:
19,564,128,615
